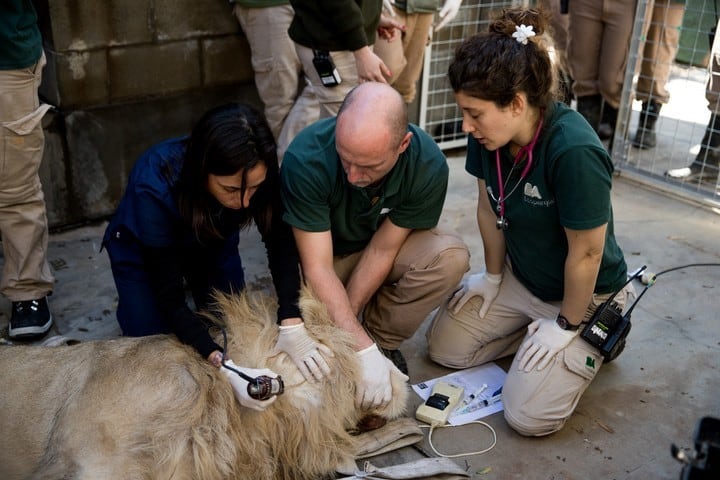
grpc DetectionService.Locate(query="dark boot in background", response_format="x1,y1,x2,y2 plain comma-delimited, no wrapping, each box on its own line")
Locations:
632,100,662,149
666,113,720,182
576,94,603,133
598,101,618,141
559,71,574,106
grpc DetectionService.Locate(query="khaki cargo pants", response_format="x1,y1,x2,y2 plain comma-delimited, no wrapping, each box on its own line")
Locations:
0,52,54,301
427,263,632,436
333,228,469,351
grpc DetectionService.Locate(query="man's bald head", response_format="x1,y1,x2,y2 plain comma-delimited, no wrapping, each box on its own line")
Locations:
334,83,412,188
336,82,408,149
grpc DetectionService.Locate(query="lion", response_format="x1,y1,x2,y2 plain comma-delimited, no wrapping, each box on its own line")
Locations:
0,288,409,480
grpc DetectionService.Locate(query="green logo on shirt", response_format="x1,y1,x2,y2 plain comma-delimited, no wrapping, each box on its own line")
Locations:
586,356,595,369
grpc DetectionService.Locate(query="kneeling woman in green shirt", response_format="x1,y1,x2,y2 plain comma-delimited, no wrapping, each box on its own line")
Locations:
426,6,631,436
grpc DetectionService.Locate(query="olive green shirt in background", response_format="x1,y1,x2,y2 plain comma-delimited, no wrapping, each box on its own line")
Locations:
0,0,42,70
393,0,442,14
289,0,382,52
229,0,289,7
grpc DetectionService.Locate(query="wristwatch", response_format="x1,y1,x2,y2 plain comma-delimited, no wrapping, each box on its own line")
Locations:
556,314,580,331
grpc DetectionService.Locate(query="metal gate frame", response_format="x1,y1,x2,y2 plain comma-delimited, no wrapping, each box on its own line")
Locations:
612,0,720,210
418,1,524,151
417,0,720,210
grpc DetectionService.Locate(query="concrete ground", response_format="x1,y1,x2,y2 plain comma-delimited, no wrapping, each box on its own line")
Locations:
1,151,718,479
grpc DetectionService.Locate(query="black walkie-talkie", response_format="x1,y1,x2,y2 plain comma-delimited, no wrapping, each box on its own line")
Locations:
581,265,650,362
581,300,631,361
312,50,342,87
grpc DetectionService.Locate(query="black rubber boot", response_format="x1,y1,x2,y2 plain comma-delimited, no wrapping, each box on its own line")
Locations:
666,113,720,181
559,71,574,106
576,94,603,133
632,100,662,149
598,102,618,141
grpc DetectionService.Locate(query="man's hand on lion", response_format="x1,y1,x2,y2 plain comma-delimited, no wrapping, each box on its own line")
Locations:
355,343,408,409
221,359,279,411
273,322,334,382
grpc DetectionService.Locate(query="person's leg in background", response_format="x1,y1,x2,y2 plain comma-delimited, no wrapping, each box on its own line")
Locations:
567,0,605,132
295,44,359,118
373,5,408,94
633,1,685,149
538,0,573,104
595,0,637,143
373,6,434,104
0,52,55,340
233,3,319,162
667,20,720,183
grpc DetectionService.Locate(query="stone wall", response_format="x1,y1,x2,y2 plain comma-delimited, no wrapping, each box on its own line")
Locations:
35,0,260,228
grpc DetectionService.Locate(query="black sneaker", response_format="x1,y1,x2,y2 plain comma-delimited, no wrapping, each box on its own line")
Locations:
8,297,53,340
380,347,408,376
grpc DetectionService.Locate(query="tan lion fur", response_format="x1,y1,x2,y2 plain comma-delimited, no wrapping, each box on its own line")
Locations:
0,288,408,480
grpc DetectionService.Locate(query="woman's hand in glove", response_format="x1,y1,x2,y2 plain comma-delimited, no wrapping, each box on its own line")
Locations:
273,323,333,382
220,359,279,411
516,318,580,372
448,271,502,317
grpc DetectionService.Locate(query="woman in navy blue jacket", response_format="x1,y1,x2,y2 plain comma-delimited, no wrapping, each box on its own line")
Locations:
104,103,331,410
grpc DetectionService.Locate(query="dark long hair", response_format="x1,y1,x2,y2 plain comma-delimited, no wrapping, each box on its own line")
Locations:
176,103,279,241
448,7,558,109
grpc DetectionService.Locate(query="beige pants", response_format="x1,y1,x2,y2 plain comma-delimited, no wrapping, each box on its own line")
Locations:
537,0,571,76
0,52,54,301
333,228,469,350
233,4,319,161
295,44,361,118
636,1,685,104
567,0,637,108
373,7,434,104
427,263,632,436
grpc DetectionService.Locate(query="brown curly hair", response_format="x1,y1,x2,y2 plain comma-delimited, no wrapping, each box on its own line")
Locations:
448,7,559,109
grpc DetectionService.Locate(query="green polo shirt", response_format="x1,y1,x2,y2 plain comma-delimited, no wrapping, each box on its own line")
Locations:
281,117,448,255
288,0,381,52
230,0,289,7
393,1,441,14
466,102,627,301
0,0,42,70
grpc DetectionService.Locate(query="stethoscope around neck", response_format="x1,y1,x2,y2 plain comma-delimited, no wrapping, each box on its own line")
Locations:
489,113,544,230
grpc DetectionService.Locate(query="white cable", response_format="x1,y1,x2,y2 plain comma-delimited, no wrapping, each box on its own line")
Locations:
419,421,497,458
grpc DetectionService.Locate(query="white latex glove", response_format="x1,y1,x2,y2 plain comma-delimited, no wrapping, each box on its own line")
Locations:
273,323,334,382
448,271,502,317
221,359,279,412
435,0,463,31
516,318,580,372
383,0,396,16
355,343,408,409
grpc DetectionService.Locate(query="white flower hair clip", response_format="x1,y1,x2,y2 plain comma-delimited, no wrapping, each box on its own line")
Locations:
512,24,535,45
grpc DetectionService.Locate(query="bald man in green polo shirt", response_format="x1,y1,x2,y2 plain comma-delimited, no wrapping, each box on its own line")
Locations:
281,82,469,409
